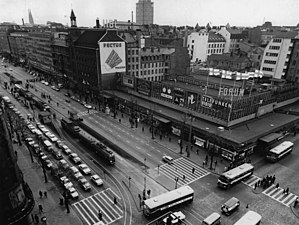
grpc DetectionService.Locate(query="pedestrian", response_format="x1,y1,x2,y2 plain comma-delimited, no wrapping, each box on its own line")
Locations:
169,137,171,142
286,187,289,195
31,214,34,222
196,149,199,155
44,191,47,198
34,214,39,223
182,175,185,180
15,150,18,160
113,196,117,205
254,182,257,190
59,197,64,205
39,191,43,198
160,134,162,140
192,168,195,174
142,127,144,132
205,155,209,163
214,160,218,167
38,204,43,213
272,175,276,184
190,145,193,151
57,102,59,107
203,161,206,167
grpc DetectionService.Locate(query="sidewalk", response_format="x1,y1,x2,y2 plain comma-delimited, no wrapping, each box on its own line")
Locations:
15,142,82,225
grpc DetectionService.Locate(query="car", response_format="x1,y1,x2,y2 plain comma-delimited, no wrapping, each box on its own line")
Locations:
40,127,49,134
90,174,103,186
44,159,53,169
52,150,63,160
78,164,91,175
48,134,58,143
65,93,70,97
81,101,86,106
44,81,49,86
41,155,48,163
39,151,45,158
73,171,84,181
162,155,174,164
65,99,70,103
56,140,64,148
71,157,81,164
61,145,72,155
37,124,45,130
221,197,240,216
69,153,78,159
79,178,91,191
58,83,63,88
163,211,186,224
25,137,34,144
67,187,79,199
9,68,13,71
59,159,70,170
84,104,92,109
69,166,79,174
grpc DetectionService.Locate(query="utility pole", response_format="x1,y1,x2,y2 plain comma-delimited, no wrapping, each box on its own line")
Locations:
187,112,194,158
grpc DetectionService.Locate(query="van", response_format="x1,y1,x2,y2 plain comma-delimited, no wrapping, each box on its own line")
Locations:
43,140,53,152
221,197,240,216
202,212,221,225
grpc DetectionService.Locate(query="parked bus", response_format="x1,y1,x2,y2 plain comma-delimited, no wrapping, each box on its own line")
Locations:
217,163,254,189
143,185,194,217
266,141,294,162
233,210,261,225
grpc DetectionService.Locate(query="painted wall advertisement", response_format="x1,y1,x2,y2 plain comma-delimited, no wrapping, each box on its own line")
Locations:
122,74,134,88
201,95,232,109
173,88,185,106
161,86,173,100
99,41,126,74
137,79,151,96
187,92,198,110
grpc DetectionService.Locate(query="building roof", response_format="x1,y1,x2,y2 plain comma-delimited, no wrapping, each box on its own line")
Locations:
99,29,125,42
140,47,175,56
208,31,225,42
208,53,250,63
262,30,298,39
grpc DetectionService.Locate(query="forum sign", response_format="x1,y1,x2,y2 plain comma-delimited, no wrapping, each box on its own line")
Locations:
218,87,244,97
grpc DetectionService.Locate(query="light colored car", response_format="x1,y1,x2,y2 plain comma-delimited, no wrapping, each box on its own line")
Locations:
73,171,84,181
45,159,53,169
40,127,49,134
69,166,79,174
90,174,103,186
44,81,49,86
48,134,58,143
84,104,92,109
59,159,70,170
61,145,72,155
71,157,81,164
67,187,79,199
79,178,91,191
162,211,186,224
162,155,174,164
78,164,91,175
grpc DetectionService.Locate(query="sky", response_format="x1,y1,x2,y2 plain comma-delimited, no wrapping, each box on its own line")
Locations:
0,0,298,28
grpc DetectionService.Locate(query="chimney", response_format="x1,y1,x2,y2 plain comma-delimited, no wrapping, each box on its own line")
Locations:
96,18,100,28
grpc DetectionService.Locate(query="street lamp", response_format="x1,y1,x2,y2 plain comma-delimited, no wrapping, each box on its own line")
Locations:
175,177,179,189
187,112,194,158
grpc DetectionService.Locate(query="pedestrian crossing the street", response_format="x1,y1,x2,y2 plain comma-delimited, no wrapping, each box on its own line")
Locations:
242,175,298,207
78,110,98,117
72,188,123,225
157,157,210,187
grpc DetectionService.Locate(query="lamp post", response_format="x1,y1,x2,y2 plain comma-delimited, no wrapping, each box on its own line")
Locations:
187,112,194,158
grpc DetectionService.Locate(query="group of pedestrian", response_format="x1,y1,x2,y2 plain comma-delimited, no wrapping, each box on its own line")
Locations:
256,175,276,189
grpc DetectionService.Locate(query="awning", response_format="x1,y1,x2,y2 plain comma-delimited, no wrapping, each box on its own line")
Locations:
259,133,284,143
153,115,171,124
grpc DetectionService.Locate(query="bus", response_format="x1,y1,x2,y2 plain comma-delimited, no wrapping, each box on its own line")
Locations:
266,141,294,162
61,118,80,137
143,185,194,217
233,211,261,225
217,163,254,189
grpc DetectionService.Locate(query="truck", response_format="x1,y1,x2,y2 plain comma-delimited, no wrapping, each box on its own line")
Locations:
69,111,83,122
38,111,52,124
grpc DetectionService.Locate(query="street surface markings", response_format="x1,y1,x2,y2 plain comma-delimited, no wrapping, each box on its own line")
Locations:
157,157,210,187
72,188,123,225
242,175,298,207
78,110,98,117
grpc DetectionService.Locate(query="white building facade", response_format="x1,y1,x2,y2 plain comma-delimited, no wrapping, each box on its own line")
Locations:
260,36,294,79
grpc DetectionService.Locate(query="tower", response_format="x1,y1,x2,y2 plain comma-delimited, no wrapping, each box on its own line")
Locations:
28,9,34,25
70,9,77,28
136,0,154,25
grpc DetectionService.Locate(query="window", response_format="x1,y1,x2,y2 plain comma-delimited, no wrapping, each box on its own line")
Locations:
192,40,194,43
264,60,276,64
262,67,273,72
136,57,139,62
292,60,296,66
128,49,131,55
273,38,282,43
269,45,280,50
265,52,279,57
132,57,134,62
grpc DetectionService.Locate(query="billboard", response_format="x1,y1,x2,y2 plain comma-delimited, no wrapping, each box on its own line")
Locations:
173,88,185,106
99,42,126,74
137,78,151,96
161,86,173,100
187,92,198,110
122,74,134,88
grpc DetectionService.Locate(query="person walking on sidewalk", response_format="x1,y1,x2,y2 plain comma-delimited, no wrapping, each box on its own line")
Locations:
34,214,39,224
38,204,43,213
39,191,43,198
44,191,47,198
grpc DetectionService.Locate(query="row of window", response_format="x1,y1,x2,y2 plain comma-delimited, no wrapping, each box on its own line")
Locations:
269,45,280,50
127,49,139,55
142,62,164,68
142,76,163,82
262,67,273,72
208,43,225,48
273,38,282,43
141,55,169,61
265,52,279,57
264,60,276,64
127,57,139,63
140,68,164,75
208,49,224,54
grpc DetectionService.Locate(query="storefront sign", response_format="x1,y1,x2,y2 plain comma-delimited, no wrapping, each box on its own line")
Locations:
218,87,244,97
136,78,151,96
187,92,198,109
201,95,232,109
194,136,205,147
173,88,185,106
161,86,173,99
122,75,134,88
171,126,181,136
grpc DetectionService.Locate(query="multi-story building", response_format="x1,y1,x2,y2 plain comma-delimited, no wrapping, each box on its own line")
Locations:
239,41,264,70
217,26,244,53
25,31,54,77
187,30,225,63
285,38,299,82
52,32,70,84
136,0,154,25
8,31,28,65
0,23,19,58
260,32,297,79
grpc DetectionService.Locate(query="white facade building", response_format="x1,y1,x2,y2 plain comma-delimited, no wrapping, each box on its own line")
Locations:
187,30,225,63
260,35,295,79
